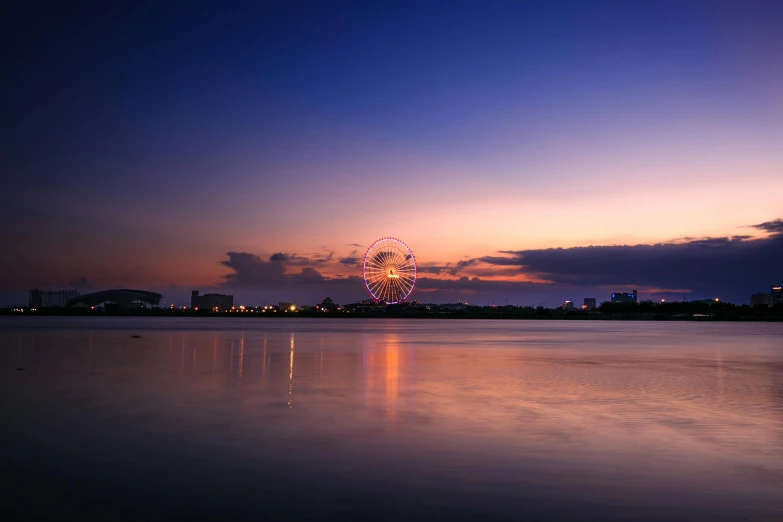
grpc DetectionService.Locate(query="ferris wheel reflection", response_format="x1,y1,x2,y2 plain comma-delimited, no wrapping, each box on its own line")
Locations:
363,334,414,421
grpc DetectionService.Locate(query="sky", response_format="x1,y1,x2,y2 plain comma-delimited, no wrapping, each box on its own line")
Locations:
1,0,781,307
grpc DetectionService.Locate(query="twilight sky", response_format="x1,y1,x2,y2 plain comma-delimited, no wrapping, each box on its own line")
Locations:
1,1,781,306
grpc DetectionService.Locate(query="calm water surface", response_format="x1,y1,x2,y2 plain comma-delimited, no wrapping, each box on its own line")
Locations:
2,318,782,520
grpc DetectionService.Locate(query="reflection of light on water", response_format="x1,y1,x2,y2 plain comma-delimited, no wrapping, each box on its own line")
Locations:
212,337,217,374
229,338,234,374
364,335,402,420
2,324,783,520
386,343,399,417
288,332,295,407
716,347,724,399
289,333,295,380
262,334,267,377
238,334,244,385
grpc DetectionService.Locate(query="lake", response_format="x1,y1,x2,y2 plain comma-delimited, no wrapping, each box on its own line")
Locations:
1,318,782,520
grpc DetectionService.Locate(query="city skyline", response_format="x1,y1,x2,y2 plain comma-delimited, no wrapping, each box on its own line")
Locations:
2,2,782,306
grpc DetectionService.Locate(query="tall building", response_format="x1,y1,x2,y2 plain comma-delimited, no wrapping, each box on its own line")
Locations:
750,293,773,307
772,286,783,305
611,290,637,304
29,289,79,308
583,298,596,310
191,290,233,311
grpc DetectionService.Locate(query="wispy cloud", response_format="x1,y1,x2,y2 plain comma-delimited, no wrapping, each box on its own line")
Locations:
269,251,333,265
750,218,783,235
339,256,360,267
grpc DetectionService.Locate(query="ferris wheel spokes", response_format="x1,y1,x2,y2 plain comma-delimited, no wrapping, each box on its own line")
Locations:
362,237,417,304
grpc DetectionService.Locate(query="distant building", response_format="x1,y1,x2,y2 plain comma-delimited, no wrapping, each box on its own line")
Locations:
343,300,378,311
29,289,79,308
191,290,233,311
611,290,637,304
583,298,596,310
750,293,774,307
316,297,339,312
67,289,161,310
772,286,783,305
279,301,297,311
690,298,720,306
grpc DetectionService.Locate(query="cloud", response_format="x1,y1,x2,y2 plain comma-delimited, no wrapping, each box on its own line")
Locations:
288,267,326,283
337,248,361,267
314,251,334,264
221,252,287,286
477,255,523,266
417,276,538,292
414,276,564,303
69,277,92,290
751,218,783,235
269,252,310,265
454,258,480,271
220,251,361,288
478,233,782,301
339,256,360,267
417,259,480,276
417,263,452,275
269,251,333,265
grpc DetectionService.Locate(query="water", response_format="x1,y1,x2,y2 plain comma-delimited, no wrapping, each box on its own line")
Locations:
1,318,782,521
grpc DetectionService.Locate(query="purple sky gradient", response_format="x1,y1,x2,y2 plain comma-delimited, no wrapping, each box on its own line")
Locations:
1,1,781,306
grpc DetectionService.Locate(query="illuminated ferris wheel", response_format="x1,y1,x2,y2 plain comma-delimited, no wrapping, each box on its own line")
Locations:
362,237,417,304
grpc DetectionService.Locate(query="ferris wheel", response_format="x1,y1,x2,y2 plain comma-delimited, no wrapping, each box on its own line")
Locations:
362,237,417,304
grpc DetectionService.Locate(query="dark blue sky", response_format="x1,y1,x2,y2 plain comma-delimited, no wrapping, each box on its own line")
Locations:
1,1,781,306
